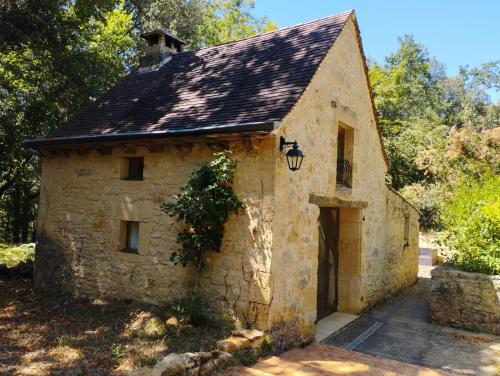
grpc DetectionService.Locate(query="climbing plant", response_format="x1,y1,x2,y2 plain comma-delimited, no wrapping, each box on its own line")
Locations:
161,151,245,288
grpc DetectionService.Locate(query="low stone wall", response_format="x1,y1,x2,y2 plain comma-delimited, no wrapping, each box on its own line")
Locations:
431,267,500,335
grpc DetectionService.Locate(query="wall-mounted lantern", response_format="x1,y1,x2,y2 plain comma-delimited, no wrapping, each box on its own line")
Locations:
280,136,304,172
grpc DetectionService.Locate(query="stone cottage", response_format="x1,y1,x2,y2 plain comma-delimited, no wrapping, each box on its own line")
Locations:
26,10,419,345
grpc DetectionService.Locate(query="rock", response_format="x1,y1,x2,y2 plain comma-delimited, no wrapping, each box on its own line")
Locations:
218,352,232,362
128,368,161,376
144,317,167,338
180,353,197,369
216,340,237,353
154,353,186,376
199,359,215,376
216,336,250,353
213,352,232,368
250,337,264,349
231,329,264,341
186,369,198,376
165,316,179,327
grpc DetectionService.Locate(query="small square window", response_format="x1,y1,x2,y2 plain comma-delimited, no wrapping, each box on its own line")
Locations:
122,221,140,253
125,157,144,180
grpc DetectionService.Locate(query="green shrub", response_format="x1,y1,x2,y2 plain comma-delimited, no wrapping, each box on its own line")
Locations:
440,174,499,275
169,295,211,327
0,243,35,268
161,151,244,290
401,183,444,230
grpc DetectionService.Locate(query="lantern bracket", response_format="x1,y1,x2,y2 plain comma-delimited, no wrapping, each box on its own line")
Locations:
279,136,304,172
279,136,296,152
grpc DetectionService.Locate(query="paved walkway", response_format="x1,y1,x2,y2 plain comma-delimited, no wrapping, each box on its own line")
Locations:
224,343,457,375
323,267,499,374
224,267,499,375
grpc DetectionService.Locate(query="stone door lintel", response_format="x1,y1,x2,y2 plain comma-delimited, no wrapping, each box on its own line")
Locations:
309,193,368,208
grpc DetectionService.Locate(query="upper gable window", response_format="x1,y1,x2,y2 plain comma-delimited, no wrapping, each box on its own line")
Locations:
123,157,144,180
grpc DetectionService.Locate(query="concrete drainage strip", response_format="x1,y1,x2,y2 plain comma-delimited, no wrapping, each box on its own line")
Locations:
322,317,384,350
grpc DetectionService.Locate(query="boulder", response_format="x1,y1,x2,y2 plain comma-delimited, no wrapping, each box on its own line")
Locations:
165,316,179,327
216,336,250,353
231,329,264,341
199,359,215,376
249,337,264,349
154,353,186,376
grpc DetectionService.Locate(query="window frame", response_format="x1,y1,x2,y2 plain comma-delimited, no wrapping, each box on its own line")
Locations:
404,215,410,248
122,221,140,254
125,157,144,181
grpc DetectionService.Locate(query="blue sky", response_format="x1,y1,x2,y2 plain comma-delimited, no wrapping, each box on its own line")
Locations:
254,1,500,102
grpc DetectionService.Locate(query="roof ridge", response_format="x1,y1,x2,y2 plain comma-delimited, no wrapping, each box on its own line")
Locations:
190,9,354,53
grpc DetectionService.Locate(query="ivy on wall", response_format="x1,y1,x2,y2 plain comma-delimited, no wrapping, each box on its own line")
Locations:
161,151,245,289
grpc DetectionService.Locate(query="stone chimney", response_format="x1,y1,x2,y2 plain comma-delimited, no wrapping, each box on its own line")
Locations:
139,29,187,73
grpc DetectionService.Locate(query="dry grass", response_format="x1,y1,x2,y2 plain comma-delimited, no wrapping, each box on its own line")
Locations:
0,278,231,375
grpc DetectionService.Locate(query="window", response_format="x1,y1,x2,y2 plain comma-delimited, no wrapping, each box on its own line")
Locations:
404,215,410,248
125,157,144,180
123,221,140,253
336,125,353,188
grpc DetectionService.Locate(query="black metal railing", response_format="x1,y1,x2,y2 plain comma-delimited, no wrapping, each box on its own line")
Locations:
336,159,352,188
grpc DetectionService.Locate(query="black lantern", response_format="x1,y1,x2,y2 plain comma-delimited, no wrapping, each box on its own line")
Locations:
280,136,304,172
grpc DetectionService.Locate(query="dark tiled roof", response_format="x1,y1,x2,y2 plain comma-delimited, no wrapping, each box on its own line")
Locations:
35,11,353,143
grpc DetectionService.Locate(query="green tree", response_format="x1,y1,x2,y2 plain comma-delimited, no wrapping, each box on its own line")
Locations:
0,1,135,242
0,0,275,243
129,0,277,49
201,0,277,47
440,173,499,275
369,35,447,189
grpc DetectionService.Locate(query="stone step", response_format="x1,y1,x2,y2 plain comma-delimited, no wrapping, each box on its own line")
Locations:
419,247,434,256
419,257,434,266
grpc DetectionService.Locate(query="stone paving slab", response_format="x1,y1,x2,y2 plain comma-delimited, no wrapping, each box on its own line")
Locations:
223,343,458,375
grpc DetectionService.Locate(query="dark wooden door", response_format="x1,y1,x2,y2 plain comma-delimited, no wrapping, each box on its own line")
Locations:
316,208,340,321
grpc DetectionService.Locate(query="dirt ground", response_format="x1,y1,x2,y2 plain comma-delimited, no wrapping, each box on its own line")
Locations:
0,278,231,375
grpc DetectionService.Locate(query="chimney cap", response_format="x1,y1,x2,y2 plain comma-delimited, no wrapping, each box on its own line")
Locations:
140,29,187,47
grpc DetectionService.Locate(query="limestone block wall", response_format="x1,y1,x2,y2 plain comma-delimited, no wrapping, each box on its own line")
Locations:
377,189,419,303
431,267,500,335
35,138,276,329
267,18,390,344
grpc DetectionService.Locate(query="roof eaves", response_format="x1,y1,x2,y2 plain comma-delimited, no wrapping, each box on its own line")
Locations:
23,120,280,150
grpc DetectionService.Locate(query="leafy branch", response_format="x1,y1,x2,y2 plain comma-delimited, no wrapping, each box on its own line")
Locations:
161,151,245,289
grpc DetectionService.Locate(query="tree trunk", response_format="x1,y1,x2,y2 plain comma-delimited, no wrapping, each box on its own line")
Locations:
193,250,205,293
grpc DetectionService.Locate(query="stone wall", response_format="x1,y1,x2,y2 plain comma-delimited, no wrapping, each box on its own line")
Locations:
35,138,276,329
266,17,419,345
34,15,419,347
431,267,500,335
381,189,419,300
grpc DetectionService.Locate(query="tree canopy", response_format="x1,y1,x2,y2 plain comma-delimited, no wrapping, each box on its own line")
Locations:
0,0,276,243
369,35,499,230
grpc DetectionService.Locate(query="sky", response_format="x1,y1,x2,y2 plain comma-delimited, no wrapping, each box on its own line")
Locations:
253,0,500,102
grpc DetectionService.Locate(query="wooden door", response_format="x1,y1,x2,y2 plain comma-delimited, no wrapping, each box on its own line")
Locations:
316,208,340,321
